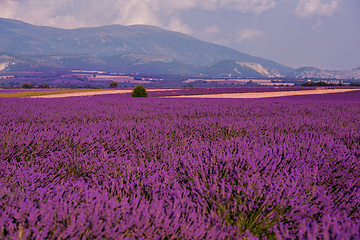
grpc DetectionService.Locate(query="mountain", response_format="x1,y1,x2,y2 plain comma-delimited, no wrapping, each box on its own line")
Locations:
2,51,359,79
199,60,262,77
289,66,360,79
354,67,360,70
198,60,282,78
101,53,198,75
0,52,285,77
0,52,66,72
0,17,292,75
0,52,198,75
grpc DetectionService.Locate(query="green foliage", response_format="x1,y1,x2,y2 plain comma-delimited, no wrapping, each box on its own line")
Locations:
246,80,259,86
21,83,35,89
132,85,148,97
110,81,118,88
37,84,50,89
301,81,345,87
349,82,360,86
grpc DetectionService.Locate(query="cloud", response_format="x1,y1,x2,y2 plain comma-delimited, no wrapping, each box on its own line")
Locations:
236,29,264,42
0,0,21,19
0,0,95,28
203,25,220,35
0,0,277,30
166,18,193,34
211,38,230,46
295,0,339,18
218,0,276,15
112,0,163,27
312,18,322,32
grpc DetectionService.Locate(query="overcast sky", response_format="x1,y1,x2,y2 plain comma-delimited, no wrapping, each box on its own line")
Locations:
1,0,359,70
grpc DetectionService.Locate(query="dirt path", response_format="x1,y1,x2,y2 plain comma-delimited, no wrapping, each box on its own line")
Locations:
29,88,359,99
163,88,360,99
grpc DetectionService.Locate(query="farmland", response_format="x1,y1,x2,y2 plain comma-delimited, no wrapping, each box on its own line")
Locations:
1,86,359,99
0,90,360,239
0,89,109,98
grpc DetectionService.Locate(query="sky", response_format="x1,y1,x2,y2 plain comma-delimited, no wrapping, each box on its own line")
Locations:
0,0,359,70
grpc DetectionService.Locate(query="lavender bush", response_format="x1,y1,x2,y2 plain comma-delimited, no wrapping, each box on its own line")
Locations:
0,91,359,239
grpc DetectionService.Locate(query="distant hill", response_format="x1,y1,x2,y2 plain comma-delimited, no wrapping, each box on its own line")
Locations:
100,53,198,75
289,66,360,79
198,60,283,78
0,17,293,75
2,52,360,79
199,60,261,77
0,52,198,75
0,52,66,72
0,52,286,77
354,67,360,70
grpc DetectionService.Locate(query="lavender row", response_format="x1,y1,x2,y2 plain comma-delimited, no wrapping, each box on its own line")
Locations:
0,93,360,239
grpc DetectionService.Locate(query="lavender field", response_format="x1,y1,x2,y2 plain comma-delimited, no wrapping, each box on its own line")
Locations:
0,91,360,239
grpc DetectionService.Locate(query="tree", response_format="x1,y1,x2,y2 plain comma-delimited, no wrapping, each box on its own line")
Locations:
132,85,148,97
21,83,35,89
110,81,118,88
38,84,50,89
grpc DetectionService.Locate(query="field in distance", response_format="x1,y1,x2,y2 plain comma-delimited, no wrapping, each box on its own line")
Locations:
1,86,359,98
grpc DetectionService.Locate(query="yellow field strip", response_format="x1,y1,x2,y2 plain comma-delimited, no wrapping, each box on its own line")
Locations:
0,88,179,98
1,88,358,99
28,90,132,98
26,88,178,98
0,89,110,98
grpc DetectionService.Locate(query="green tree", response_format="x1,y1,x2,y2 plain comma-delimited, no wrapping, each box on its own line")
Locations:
21,83,35,89
110,81,118,88
37,84,50,89
132,85,148,97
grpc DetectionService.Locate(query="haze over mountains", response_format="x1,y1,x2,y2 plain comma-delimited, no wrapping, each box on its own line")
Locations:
0,17,359,79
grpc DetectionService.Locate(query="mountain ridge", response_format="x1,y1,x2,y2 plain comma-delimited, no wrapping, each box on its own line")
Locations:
0,52,286,77
0,17,292,75
288,66,360,79
1,18,359,79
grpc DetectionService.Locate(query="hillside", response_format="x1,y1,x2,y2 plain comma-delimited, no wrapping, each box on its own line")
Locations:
289,66,360,79
0,52,66,72
0,52,198,75
0,17,293,75
100,53,198,75
0,52,286,78
198,60,277,78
